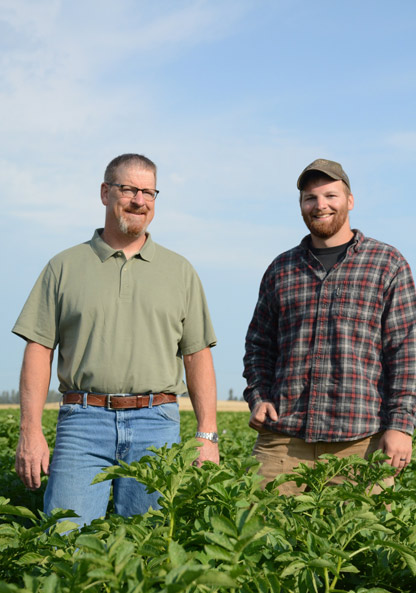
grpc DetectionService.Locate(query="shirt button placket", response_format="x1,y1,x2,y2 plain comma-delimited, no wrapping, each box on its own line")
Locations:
307,282,329,441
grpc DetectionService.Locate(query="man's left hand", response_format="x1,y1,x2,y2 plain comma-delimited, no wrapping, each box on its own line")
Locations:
194,438,219,466
378,429,413,474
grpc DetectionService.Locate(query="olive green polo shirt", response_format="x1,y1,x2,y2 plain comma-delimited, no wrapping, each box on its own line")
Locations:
13,230,217,395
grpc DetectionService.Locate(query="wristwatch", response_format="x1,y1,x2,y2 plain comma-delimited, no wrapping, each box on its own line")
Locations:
195,431,219,443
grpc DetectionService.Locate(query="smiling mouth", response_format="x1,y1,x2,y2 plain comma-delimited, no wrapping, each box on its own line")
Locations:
125,210,146,216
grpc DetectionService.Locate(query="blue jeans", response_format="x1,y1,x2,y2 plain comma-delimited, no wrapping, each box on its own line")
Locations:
44,400,180,526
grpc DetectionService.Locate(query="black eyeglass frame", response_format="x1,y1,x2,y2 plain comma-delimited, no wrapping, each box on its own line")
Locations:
105,183,159,201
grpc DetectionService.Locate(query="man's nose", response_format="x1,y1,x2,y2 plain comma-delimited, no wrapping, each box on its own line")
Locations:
315,196,328,210
131,190,146,206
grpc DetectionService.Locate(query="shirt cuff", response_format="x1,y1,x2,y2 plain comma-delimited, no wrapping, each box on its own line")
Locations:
385,415,415,436
244,388,273,412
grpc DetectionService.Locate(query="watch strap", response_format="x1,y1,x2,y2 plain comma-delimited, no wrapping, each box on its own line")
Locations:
195,431,219,443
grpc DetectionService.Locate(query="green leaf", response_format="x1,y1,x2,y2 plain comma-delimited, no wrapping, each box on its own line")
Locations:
280,559,307,577
53,519,80,534
204,544,234,561
0,584,20,593
205,531,235,551
235,498,253,508
263,573,281,592
293,502,317,512
339,564,360,573
16,552,46,565
76,534,107,553
355,589,392,593
323,546,351,561
169,540,187,567
113,541,136,569
87,568,117,581
208,483,228,498
240,515,264,539
374,539,416,575
294,494,316,503
196,570,237,587
307,557,339,573
208,470,236,484
41,573,60,593
210,514,238,537
254,575,275,593
164,563,205,586
0,504,37,520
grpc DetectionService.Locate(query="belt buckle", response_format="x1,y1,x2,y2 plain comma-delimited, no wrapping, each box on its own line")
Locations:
106,394,114,410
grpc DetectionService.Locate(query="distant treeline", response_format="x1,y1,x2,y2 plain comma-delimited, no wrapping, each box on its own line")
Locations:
0,390,61,405
227,389,244,401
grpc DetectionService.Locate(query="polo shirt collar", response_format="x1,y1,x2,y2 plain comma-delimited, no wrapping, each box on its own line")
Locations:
137,234,155,261
90,229,156,262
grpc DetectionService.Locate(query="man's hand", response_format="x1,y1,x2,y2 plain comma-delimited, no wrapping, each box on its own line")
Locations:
15,430,50,490
249,401,278,431
378,429,412,474
15,341,53,489
194,438,220,467
183,347,219,467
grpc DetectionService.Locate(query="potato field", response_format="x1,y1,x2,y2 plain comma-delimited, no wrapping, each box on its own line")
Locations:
1,408,416,592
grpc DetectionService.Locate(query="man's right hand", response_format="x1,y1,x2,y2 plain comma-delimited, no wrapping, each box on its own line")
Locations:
15,431,50,490
249,401,278,431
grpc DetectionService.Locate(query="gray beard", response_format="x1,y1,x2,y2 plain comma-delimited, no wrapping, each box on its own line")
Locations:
118,216,145,238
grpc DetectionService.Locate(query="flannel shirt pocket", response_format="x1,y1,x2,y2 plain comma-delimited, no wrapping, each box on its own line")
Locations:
332,285,381,323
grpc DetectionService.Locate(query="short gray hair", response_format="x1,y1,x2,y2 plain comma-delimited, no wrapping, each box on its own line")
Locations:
104,154,157,184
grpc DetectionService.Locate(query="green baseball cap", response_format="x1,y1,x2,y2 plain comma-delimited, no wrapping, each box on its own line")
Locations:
297,158,351,190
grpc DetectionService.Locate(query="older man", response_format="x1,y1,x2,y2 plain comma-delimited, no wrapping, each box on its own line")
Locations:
13,153,218,524
243,158,416,494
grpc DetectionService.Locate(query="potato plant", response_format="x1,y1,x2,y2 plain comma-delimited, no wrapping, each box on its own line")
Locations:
1,409,416,592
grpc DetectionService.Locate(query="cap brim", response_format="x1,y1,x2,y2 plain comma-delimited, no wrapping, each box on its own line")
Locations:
297,168,346,190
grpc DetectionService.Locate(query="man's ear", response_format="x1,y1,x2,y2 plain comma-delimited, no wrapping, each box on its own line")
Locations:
101,182,109,206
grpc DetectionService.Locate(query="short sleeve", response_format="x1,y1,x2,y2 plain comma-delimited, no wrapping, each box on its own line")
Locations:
179,266,217,355
12,262,60,349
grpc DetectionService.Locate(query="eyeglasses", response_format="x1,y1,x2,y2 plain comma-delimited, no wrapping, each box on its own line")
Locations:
106,183,159,201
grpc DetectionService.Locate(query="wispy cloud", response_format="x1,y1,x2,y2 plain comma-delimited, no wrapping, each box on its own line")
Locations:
154,209,302,271
5,124,314,267
386,131,416,152
0,0,61,37
0,0,254,163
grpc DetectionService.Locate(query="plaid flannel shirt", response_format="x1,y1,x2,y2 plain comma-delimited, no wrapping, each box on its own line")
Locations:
243,230,416,442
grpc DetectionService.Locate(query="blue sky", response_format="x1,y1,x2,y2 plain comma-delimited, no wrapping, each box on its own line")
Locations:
1,0,416,400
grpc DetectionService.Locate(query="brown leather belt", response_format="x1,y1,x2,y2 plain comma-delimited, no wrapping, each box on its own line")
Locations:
62,391,177,410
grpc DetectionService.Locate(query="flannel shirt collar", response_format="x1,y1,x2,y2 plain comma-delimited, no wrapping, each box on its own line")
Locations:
299,229,364,254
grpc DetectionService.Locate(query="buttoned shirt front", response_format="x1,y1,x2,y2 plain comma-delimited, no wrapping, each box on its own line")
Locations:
243,230,416,442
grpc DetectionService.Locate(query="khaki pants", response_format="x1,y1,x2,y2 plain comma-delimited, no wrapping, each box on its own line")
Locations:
253,430,394,495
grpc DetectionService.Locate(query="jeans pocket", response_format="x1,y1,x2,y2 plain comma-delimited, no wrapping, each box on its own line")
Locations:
156,402,180,423
57,403,77,422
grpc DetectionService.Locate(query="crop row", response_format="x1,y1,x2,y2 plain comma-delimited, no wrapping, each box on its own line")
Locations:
1,409,416,592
